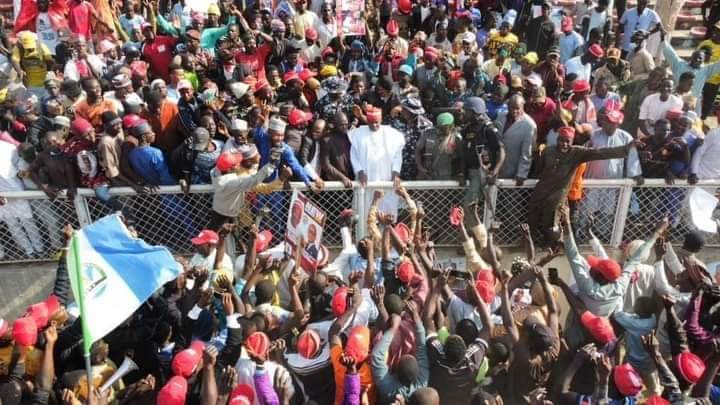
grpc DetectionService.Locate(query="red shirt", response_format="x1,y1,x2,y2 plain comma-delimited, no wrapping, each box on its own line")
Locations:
142,36,178,81
235,43,272,80
68,0,94,41
527,97,557,144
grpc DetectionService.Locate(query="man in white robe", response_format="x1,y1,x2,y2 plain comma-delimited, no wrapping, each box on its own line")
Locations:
582,108,642,237
349,106,405,220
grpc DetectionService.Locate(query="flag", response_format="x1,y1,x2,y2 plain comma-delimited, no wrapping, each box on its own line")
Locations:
67,214,182,353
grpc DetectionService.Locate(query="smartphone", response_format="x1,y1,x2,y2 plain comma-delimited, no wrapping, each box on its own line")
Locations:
449,270,470,280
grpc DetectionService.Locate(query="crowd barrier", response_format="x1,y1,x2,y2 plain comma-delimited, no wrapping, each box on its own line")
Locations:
0,179,718,263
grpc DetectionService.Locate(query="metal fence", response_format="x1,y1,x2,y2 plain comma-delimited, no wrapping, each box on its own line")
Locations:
0,179,718,263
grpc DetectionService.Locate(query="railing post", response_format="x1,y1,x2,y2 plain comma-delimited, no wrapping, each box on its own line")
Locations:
355,185,366,238
484,184,498,225
74,194,93,226
610,182,633,248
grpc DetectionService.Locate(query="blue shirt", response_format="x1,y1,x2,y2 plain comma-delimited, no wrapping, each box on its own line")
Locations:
559,31,585,64
486,100,507,121
129,145,176,186
619,7,660,52
253,127,314,184
614,311,656,367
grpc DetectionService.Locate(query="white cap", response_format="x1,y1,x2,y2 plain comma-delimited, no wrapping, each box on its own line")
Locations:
231,118,248,131
268,117,286,133
229,82,250,99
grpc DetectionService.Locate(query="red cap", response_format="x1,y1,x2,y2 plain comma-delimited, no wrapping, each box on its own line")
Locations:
157,376,188,405
386,19,399,36
366,106,382,124
674,351,706,384
572,79,591,93
588,44,604,58
45,295,60,317
398,0,412,14
122,114,142,130
229,384,255,405
666,108,684,120
476,269,495,285
283,71,302,84
26,302,49,330
216,153,242,173
580,311,616,345
604,98,623,112
70,118,93,137
561,16,574,32
171,340,205,377
305,27,318,41
299,69,317,82
130,60,148,78
605,109,625,125
613,363,643,396
288,109,313,126
558,126,575,141
587,256,622,282
191,229,220,245
475,280,495,304
449,207,462,226
424,46,439,60
345,325,370,363
397,260,415,285
254,230,273,253
12,317,38,347
332,286,349,316
141,22,153,31
254,79,270,93
297,329,321,358
394,223,411,245
321,46,335,59
646,395,670,405
245,332,270,360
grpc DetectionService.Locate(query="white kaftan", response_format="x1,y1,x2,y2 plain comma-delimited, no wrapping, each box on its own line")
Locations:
349,125,406,220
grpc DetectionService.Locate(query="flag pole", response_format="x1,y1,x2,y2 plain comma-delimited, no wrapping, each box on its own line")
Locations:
70,234,94,396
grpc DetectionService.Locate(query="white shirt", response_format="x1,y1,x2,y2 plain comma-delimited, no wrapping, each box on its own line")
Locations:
564,56,592,82
691,128,720,179
189,248,233,272
585,129,642,179
36,13,59,54
638,93,683,128
349,125,405,217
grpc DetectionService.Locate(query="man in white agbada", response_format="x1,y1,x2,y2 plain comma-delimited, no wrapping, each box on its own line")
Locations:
583,108,641,237
0,141,43,258
349,106,405,219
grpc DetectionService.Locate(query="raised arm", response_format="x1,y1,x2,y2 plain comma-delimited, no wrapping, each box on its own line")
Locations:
498,272,518,345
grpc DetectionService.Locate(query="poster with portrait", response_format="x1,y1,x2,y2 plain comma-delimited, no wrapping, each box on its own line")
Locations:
336,0,365,36
285,190,326,273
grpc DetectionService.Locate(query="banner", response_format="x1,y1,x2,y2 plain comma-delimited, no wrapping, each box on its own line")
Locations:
285,190,326,272
67,215,182,349
336,0,365,36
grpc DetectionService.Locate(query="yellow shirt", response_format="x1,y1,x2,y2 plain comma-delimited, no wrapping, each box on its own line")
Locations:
698,39,720,85
486,31,519,58
12,44,53,88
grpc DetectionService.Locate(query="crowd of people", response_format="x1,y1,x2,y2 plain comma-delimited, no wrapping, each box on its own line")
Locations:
1,0,720,403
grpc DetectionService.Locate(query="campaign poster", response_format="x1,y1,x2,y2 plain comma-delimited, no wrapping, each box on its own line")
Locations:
336,0,366,36
285,190,326,272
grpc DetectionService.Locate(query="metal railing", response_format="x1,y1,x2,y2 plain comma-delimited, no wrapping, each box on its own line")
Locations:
0,179,718,263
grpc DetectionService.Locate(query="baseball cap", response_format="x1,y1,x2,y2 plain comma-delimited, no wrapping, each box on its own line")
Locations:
254,230,273,253
297,329,322,358
397,260,415,284
586,255,622,281
580,311,616,345
12,317,38,347
332,287,349,316
191,229,220,245
171,340,205,377
344,325,370,363
157,376,188,405
288,109,313,126
216,153,242,173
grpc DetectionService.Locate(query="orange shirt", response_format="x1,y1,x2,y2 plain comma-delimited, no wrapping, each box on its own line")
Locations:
74,99,117,132
330,344,376,405
568,163,587,201
142,100,181,154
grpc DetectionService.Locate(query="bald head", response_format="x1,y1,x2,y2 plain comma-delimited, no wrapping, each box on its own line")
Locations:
408,388,440,405
508,94,525,121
